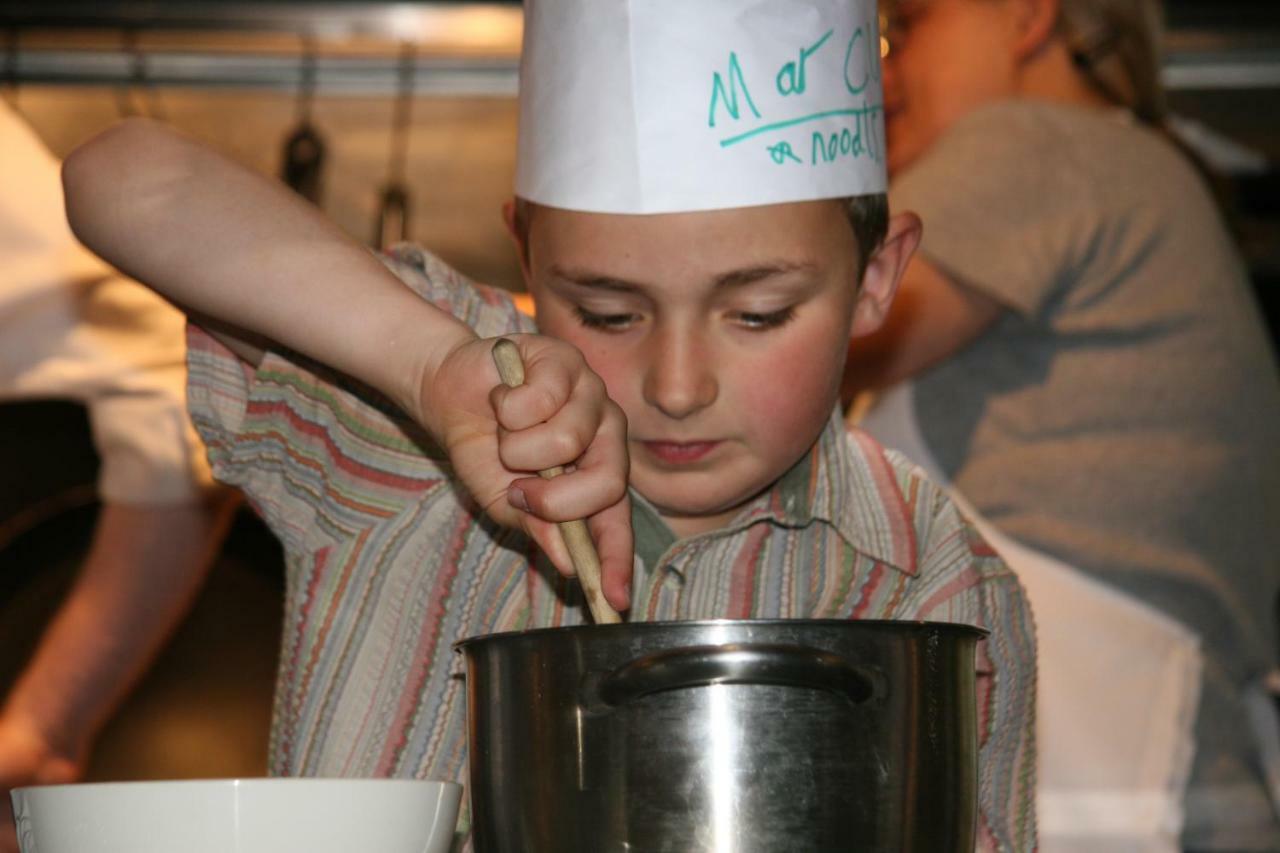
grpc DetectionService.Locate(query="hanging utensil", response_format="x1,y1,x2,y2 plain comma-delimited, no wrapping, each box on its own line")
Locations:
373,42,415,249
490,339,622,625
280,34,326,205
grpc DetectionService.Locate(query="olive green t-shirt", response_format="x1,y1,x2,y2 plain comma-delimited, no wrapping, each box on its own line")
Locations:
892,100,1280,848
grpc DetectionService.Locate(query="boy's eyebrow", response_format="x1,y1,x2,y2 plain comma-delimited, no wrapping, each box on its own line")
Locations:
549,261,817,292
549,267,641,292
714,261,818,289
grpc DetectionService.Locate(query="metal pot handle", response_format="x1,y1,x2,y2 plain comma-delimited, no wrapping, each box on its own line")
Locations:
597,643,877,707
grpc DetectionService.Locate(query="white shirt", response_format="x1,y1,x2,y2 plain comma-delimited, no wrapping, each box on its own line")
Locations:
0,104,211,504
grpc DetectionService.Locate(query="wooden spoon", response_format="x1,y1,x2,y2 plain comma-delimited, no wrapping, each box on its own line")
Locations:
491,339,622,625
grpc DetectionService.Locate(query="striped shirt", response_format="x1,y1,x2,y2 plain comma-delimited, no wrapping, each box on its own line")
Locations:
186,244,1038,851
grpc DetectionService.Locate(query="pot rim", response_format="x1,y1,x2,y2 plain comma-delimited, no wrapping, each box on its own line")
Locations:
453,617,987,651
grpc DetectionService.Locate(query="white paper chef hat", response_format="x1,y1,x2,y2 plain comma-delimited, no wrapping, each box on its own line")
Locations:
515,0,887,215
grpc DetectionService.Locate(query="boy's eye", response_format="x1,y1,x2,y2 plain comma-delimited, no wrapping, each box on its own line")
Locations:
734,307,796,330
574,306,640,331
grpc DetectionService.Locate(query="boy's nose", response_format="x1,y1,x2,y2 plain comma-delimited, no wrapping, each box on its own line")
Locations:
642,333,718,420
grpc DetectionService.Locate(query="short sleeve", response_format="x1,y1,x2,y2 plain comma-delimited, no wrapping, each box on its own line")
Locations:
890,101,1094,319
92,383,213,505
184,245,534,554
380,243,537,339
904,474,1039,852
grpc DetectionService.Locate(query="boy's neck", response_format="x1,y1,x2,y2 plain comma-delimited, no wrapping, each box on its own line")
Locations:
663,508,741,539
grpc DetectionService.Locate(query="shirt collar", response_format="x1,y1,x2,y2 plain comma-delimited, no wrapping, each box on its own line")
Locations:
630,409,920,576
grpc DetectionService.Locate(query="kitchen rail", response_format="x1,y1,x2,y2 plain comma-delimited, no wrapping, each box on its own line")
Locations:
1,3,1276,97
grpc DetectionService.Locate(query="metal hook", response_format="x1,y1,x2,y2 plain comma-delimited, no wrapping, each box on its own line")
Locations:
281,30,327,205
387,41,415,187
296,32,318,125
374,42,416,247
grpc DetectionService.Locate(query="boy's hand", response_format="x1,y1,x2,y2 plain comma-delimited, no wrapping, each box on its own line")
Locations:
422,334,633,612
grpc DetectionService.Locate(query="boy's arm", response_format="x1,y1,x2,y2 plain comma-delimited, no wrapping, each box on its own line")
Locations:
63,118,465,413
62,119,632,611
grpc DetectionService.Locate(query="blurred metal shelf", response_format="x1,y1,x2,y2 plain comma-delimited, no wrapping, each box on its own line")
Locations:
0,2,521,40
4,48,518,96
1,3,522,96
4,42,1275,98
1165,28,1280,91
1165,47,1280,91
0,2,1275,96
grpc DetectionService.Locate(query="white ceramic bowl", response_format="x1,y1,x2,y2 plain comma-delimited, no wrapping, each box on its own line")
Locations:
10,778,462,853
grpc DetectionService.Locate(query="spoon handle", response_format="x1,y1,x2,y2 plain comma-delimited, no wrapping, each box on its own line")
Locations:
491,338,622,624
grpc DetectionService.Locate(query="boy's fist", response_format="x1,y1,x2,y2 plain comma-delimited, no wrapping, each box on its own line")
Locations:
420,334,632,613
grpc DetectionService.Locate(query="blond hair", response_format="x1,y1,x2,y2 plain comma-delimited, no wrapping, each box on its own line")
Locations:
1056,0,1167,126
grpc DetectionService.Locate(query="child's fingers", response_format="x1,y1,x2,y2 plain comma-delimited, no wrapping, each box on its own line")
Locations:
494,373,606,473
588,496,634,612
480,334,632,615
488,341,578,431
504,400,628,521
520,515,574,577
508,464,627,525
517,495,633,615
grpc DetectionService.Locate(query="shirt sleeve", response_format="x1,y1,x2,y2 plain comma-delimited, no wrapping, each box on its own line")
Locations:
184,245,534,554
92,383,213,505
889,101,1094,320
905,474,1040,852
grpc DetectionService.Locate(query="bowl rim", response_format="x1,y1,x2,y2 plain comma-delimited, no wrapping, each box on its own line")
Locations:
12,777,462,797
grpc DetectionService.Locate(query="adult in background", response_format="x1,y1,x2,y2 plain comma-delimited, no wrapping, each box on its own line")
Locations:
846,0,1280,847
0,103,236,853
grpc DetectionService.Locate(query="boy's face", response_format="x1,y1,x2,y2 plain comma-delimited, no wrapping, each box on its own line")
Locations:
517,200,905,536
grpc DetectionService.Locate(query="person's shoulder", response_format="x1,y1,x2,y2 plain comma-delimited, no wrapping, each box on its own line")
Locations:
929,100,1136,162
948,99,1108,141
891,100,1073,205
917,99,1057,156
963,101,1186,176
380,243,536,337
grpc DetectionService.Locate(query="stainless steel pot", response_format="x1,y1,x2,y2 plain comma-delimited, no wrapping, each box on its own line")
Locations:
456,619,983,852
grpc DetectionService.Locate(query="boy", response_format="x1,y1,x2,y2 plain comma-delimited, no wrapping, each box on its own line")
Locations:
62,0,1037,848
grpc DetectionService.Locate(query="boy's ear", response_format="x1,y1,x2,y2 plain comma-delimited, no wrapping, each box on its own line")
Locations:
851,211,922,338
1010,0,1061,62
502,198,534,287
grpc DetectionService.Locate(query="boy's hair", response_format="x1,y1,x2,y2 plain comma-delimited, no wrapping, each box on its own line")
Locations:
513,192,890,281
845,193,889,281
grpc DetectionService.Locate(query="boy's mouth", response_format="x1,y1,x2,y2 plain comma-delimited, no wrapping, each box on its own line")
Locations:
638,440,721,465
